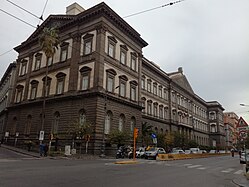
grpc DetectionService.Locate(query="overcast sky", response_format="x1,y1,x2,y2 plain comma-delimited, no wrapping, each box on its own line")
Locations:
1,0,249,122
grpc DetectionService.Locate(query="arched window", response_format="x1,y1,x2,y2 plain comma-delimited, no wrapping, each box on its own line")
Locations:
119,114,125,132
25,115,32,135
79,109,86,125
104,111,112,135
130,117,136,132
52,112,60,135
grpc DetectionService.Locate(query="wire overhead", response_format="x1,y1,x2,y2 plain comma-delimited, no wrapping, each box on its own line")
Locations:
0,8,37,28
6,0,43,20
39,0,49,24
123,0,186,18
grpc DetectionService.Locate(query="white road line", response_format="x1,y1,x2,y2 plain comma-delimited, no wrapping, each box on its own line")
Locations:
183,164,192,166
187,165,202,168
197,167,206,170
234,170,244,175
221,168,234,173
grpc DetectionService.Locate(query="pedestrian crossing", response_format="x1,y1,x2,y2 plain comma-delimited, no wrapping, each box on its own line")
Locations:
135,160,244,175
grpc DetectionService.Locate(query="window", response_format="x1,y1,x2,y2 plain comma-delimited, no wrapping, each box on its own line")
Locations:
60,42,69,62
25,115,32,135
120,45,128,65
104,111,112,135
141,76,145,90
52,112,60,135
80,66,91,91
159,86,162,98
47,57,53,66
15,85,24,103
30,80,39,100
147,101,152,115
119,75,128,97
119,114,125,132
79,109,86,126
154,103,158,117
153,83,157,95
34,53,42,71
210,124,217,133
20,59,27,76
107,36,117,58
106,69,116,92
83,33,94,55
147,79,151,92
56,72,66,94
130,53,137,71
42,76,52,97
130,80,137,101
141,97,146,113
159,105,163,118
130,117,136,132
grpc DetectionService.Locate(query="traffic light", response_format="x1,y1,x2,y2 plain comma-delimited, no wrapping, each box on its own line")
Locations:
134,128,139,139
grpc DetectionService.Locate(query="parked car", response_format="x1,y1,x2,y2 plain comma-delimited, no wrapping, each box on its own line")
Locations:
209,150,216,154
190,148,200,154
240,151,249,164
136,147,146,158
171,149,185,154
184,150,191,154
145,147,166,160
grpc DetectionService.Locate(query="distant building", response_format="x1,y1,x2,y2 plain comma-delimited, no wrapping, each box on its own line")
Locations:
0,62,17,140
224,112,239,148
2,2,226,154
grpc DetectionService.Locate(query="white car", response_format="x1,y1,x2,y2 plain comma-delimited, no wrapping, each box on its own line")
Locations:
136,147,146,158
171,149,185,154
145,147,166,160
240,152,249,164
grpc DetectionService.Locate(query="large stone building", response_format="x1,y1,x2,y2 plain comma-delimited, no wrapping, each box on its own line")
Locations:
224,112,239,148
2,2,226,154
0,62,17,141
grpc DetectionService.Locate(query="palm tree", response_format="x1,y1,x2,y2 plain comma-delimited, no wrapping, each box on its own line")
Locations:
39,27,60,138
141,122,153,147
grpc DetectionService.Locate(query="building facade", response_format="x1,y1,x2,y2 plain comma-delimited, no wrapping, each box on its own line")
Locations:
0,62,17,141
3,2,226,154
224,112,239,148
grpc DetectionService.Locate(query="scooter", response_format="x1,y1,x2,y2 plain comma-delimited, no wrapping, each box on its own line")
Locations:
116,147,125,159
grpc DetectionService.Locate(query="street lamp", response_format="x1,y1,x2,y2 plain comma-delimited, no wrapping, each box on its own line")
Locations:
240,104,249,107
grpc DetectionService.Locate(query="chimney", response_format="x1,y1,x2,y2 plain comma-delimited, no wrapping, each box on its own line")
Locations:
66,3,85,15
178,67,183,73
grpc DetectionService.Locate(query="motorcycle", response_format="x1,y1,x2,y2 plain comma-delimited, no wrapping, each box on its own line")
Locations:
116,147,125,159
116,146,133,159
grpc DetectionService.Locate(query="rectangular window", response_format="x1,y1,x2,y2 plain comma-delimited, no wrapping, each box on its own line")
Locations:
147,81,151,92
56,79,64,94
131,86,136,101
120,82,126,97
107,76,114,92
154,105,158,117
159,107,163,118
159,87,162,98
108,43,115,57
30,87,37,100
141,79,145,89
164,89,168,100
84,40,92,55
141,102,145,113
20,62,27,75
82,74,89,90
47,57,53,66
16,91,22,103
120,51,126,65
153,84,157,95
148,103,152,115
34,57,41,71
45,82,50,97
131,57,136,71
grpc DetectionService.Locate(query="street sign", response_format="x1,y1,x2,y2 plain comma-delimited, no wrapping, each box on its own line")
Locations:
153,138,157,144
39,131,45,141
151,133,157,139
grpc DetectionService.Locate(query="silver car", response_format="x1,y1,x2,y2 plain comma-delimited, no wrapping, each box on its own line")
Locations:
240,152,249,164
145,147,166,160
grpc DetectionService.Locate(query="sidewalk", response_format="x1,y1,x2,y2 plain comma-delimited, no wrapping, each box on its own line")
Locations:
232,177,249,187
1,144,41,158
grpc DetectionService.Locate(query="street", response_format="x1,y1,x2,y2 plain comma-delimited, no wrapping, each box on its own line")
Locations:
0,147,247,187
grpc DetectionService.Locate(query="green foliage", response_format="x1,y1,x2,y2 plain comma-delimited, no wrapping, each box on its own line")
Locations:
157,133,166,148
39,27,60,58
68,120,93,140
141,122,153,146
108,130,132,147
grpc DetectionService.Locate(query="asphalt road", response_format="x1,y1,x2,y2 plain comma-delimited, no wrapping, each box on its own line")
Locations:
0,147,246,187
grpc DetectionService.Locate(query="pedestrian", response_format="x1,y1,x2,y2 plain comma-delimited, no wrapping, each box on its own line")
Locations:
231,149,234,157
39,143,44,157
239,150,242,158
44,143,48,157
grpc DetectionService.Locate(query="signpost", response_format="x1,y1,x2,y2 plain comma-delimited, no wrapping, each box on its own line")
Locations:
151,133,157,146
39,131,44,141
133,128,139,160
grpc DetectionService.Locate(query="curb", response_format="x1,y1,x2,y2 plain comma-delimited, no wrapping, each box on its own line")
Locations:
232,179,249,187
114,160,138,164
1,145,40,158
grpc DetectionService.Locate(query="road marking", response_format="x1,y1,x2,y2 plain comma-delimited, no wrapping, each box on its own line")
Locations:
197,167,206,170
234,170,244,175
187,165,202,168
221,168,234,173
183,164,192,166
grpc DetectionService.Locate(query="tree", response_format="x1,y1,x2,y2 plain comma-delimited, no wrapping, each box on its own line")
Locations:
108,130,132,148
68,120,93,154
39,27,60,134
141,122,153,147
165,132,174,151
